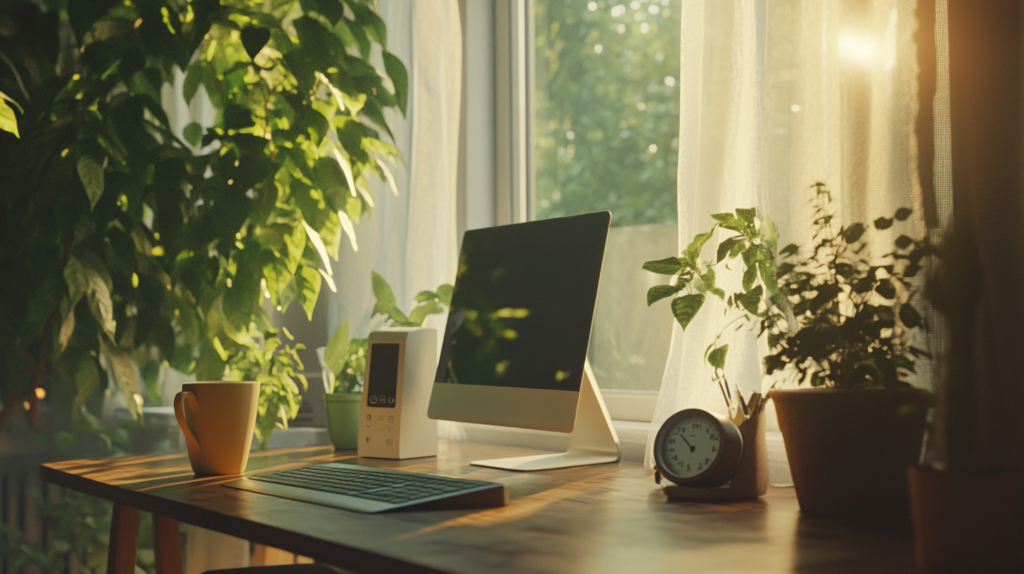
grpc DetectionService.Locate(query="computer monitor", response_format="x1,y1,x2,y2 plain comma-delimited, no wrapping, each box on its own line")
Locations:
427,212,620,471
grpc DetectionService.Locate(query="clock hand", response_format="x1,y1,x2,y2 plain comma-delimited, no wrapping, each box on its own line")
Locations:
680,434,696,453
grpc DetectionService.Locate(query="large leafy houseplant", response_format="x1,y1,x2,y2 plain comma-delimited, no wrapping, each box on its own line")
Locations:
0,0,407,450
644,183,934,520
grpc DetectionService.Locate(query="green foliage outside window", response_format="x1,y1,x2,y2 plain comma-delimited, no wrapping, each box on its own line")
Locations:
534,0,679,226
0,0,407,450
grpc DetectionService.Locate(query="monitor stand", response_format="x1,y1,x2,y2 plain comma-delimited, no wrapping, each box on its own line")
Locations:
470,362,621,471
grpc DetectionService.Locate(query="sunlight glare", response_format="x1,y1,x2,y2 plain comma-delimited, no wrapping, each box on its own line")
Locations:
838,32,877,67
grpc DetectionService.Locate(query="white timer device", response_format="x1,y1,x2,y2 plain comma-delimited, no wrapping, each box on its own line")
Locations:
357,327,438,460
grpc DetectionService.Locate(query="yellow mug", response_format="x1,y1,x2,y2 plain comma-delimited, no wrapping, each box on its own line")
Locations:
173,381,259,476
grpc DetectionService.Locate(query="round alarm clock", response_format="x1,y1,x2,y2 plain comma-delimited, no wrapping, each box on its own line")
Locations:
653,408,744,487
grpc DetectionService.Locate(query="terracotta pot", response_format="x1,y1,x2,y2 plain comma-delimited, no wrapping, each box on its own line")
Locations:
325,392,361,450
908,466,1024,573
772,387,931,522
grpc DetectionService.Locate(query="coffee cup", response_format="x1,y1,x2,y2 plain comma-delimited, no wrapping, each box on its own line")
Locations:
173,381,259,476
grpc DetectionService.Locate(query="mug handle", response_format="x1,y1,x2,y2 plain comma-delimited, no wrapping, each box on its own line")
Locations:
173,391,201,453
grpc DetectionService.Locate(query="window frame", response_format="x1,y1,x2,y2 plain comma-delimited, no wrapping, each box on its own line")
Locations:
459,0,660,423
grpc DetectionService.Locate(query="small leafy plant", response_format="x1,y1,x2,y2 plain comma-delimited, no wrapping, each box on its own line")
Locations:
644,183,931,397
322,272,452,394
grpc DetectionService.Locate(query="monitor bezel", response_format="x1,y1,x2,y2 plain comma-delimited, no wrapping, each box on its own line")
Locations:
427,212,610,434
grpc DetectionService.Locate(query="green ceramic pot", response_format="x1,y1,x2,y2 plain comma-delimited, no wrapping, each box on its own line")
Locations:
324,393,361,450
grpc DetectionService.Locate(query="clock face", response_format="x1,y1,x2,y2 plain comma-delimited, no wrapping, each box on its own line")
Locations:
660,414,722,479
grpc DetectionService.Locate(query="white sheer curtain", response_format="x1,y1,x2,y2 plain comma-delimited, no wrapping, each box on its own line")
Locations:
327,0,461,345
645,0,939,479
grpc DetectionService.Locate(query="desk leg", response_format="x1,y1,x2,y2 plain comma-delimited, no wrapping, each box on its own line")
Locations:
107,504,138,574
153,515,184,574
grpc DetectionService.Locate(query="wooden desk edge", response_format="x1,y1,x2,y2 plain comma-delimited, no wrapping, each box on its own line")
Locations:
39,463,447,574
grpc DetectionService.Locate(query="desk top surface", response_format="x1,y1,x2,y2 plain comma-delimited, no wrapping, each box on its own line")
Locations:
40,440,914,574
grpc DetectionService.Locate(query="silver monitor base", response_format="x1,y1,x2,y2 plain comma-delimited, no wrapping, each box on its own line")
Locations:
471,362,621,471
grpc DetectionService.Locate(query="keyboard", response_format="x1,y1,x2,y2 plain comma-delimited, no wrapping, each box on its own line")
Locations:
223,462,508,513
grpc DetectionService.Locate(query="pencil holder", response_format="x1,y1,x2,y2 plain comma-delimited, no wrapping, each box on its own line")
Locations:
663,409,769,502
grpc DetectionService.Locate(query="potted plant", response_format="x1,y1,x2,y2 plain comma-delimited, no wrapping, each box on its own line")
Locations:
319,272,451,449
906,226,1024,571
645,183,932,521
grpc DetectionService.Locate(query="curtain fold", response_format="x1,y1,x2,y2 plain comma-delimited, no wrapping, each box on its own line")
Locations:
327,0,462,346
646,0,945,478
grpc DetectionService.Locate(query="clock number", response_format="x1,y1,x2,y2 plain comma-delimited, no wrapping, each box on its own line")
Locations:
711,446,716,452
669,439,675,444
705,458,710,464
710,433,718,441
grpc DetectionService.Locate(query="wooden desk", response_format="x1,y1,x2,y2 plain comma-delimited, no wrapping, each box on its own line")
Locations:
40,440,915,574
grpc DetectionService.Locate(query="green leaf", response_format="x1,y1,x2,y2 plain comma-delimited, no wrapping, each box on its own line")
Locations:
642,257,682,275
436,284,454,307
758,259,779,296
844,223,866,243
0,98,19,138
311,0,344,26
852,277,874,293
737,285,763,316
895,235,913,249
71,256,117,341
73,357,100,410
708,345,729,370
295,266,322,320
414,290,438,303
57,306,76,353
383,51,408,115
711,212,737,225
900,304,922,329
77,155,105,209
324,320,350,376
894,207,912,221
183,61,203,103
101,338,143,422
874,216,894,230
670,293,705,330
685,230,715,260
646,284,681,306
735,207,756,224
183,122,203,147
241,26,271,61
742,261,758,292
371,271,398,316
408,301,444,326
717,236,743,262
875,279,896,299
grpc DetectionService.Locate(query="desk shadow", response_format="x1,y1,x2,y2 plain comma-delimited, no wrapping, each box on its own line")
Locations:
790,513,914,573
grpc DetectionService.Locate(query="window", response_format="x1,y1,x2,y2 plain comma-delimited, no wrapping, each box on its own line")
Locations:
531,0,680,401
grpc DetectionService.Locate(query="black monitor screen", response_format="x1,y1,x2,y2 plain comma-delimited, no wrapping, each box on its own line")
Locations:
435,212,609,392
